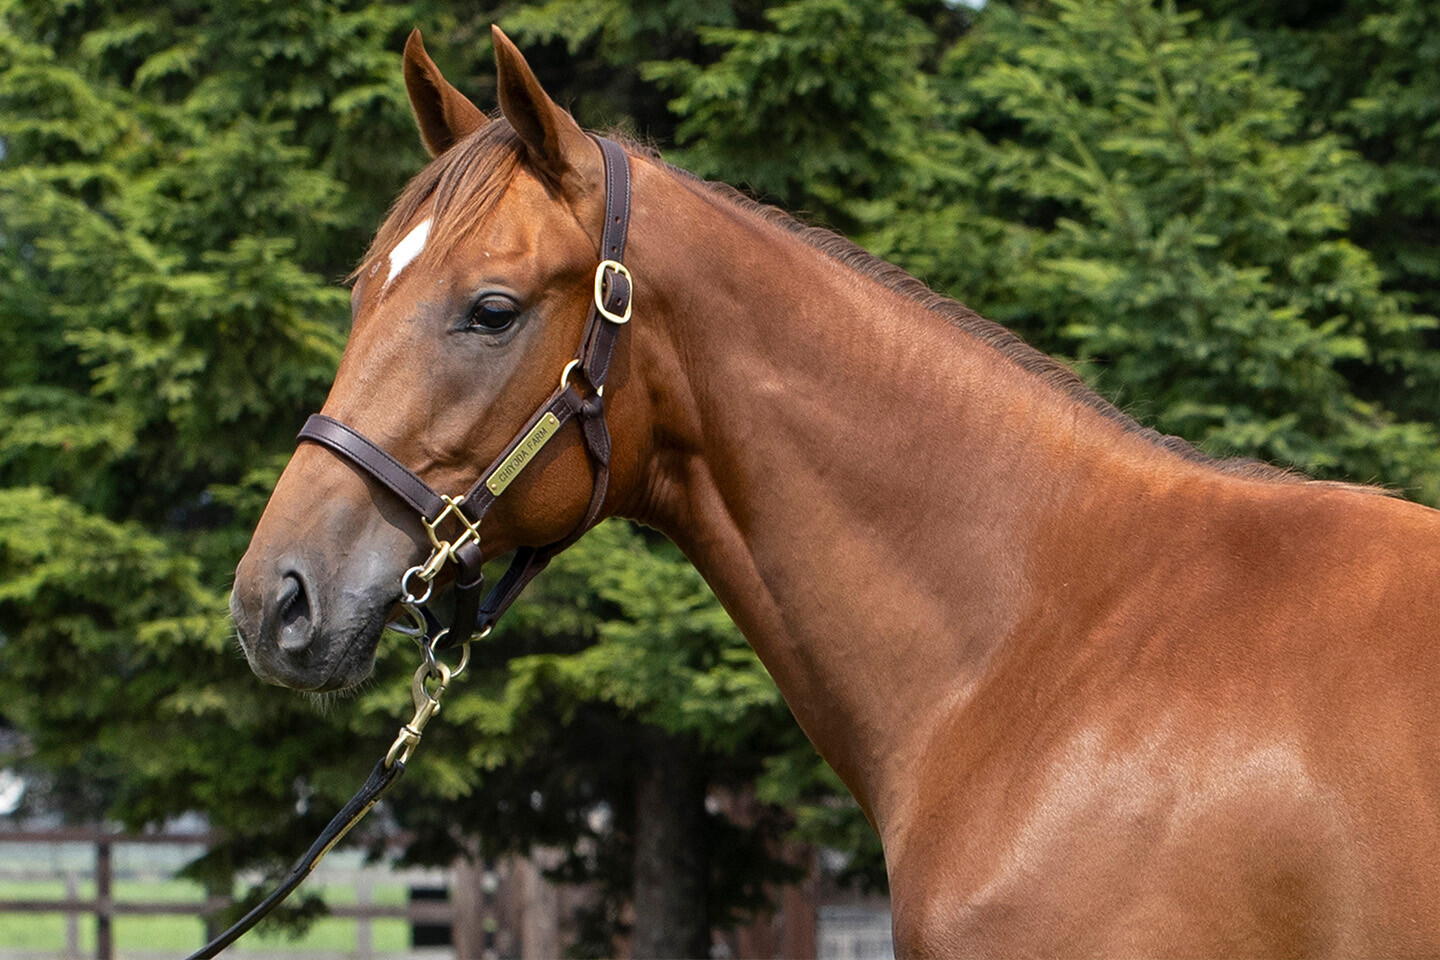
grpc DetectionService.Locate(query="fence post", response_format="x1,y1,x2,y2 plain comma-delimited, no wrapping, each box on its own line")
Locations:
64,872,81,960
355,870,374,960
94,839,113,960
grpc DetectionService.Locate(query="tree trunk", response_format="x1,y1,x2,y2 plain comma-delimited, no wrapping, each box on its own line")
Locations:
632,731,709,959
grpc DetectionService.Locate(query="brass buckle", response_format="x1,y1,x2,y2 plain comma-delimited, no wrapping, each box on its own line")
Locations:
594,260,632,324
413,494,481,583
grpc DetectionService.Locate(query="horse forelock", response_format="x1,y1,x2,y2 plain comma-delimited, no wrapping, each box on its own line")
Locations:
352,117,524,284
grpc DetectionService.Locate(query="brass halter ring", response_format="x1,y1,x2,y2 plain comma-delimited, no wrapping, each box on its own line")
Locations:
560,358,604,397
394,493,484,608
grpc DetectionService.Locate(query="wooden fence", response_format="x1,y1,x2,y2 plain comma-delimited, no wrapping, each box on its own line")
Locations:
0,828,455,960
0,828,897,960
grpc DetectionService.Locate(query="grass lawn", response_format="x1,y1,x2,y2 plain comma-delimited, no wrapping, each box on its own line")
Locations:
0,879,416,954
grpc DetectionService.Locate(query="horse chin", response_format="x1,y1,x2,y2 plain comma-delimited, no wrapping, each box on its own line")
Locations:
307,620,387,693
259,627,384,693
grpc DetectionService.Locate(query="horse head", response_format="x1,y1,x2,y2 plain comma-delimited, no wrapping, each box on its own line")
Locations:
231,28,653,691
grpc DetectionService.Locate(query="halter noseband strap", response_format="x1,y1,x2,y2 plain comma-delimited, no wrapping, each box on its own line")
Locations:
295,135,633,651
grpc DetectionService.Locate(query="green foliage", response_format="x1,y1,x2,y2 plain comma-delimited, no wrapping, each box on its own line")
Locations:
1179,0,1440,429
894,0,1440,496
500,524,780,748
647,0,962,229
0,0,386,522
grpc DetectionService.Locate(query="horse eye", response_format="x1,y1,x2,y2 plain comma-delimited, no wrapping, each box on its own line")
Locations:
467,296,519,333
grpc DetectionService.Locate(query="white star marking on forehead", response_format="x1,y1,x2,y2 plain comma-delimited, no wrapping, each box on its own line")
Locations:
385,218,432,288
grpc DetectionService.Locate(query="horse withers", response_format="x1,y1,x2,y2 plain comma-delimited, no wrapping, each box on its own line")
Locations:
230,27,1440,957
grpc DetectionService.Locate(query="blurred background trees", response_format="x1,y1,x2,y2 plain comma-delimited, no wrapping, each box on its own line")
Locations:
1,0,1436,954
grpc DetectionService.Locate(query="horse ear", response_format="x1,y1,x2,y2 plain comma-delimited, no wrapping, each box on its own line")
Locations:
491,25,601,191
403,29,487,157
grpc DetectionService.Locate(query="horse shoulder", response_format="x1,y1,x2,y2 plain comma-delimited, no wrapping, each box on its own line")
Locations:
884,481,1440,957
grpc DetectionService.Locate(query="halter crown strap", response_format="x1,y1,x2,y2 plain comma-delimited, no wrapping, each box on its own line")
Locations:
296,135,632,650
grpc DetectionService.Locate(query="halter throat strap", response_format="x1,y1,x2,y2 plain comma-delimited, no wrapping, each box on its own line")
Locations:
295,135,633,649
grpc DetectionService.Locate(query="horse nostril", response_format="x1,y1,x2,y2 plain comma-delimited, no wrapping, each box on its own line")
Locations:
276,571,313,652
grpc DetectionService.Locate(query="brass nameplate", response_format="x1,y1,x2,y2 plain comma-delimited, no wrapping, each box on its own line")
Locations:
485,413,561,496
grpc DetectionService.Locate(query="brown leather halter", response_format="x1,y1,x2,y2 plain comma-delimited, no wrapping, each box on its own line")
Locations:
183,137,632,960
297,135,632,653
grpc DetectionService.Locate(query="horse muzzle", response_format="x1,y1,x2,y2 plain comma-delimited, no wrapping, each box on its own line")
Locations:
232,537,399,692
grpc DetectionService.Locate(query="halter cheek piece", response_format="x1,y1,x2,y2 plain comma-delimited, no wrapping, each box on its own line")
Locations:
297,135,633,653
182,137,632,960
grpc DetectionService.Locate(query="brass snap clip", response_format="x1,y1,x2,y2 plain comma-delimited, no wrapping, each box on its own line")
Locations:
385,639,471,768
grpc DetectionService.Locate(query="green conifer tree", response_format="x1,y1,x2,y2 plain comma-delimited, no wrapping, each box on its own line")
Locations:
906,0,1440,498
0,1,867,951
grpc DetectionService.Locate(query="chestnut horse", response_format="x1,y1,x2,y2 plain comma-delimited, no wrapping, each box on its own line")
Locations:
231,27,1440,957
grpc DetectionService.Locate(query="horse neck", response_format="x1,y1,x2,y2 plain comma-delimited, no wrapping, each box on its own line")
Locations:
622,164,1168,833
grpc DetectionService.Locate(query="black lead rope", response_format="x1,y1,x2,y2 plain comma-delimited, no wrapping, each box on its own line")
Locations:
185,629,468,960
185,138,633,957
183,759,404,960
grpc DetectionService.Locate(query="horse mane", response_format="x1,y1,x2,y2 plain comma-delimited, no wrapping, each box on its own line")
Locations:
629,142,1339,488
359,120,1371,491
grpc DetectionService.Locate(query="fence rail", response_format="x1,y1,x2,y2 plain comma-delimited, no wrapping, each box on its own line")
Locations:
0,828,455,960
